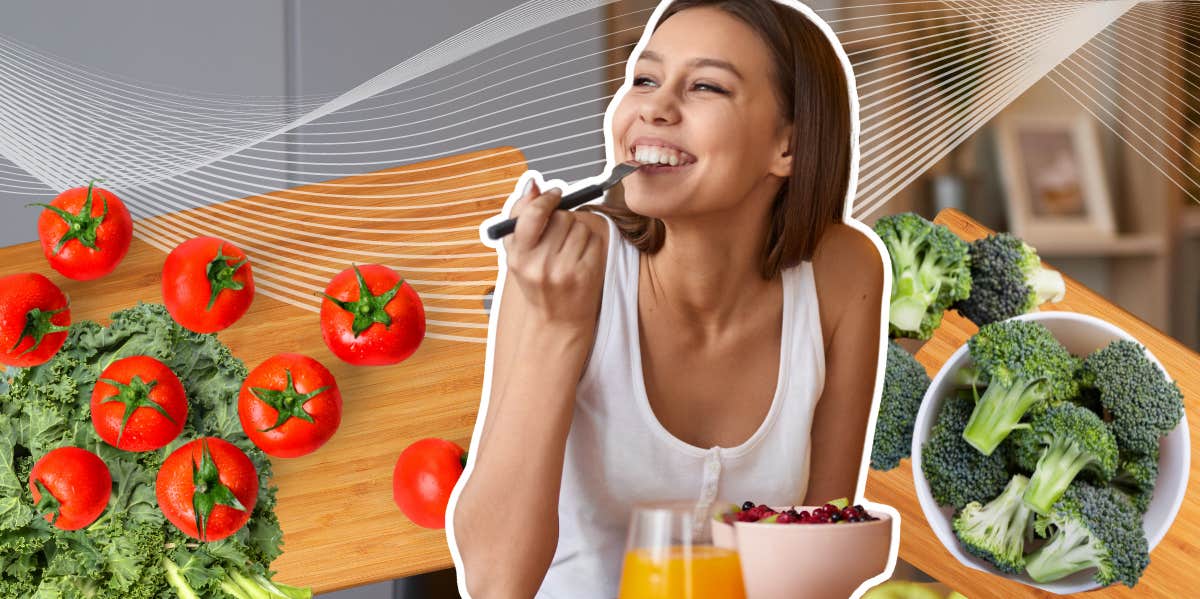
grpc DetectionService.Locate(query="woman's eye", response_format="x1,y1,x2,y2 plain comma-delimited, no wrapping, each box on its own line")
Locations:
633,76,657,87
694,82,728,94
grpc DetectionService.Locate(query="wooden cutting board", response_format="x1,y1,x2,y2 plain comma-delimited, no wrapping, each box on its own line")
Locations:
0,146,528,594
865,209,1200,598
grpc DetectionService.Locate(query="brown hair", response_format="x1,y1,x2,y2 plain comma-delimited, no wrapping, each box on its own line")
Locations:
583,0,852,279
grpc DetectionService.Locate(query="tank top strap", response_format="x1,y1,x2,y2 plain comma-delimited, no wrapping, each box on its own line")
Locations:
791,261,826,395
582,211,632,379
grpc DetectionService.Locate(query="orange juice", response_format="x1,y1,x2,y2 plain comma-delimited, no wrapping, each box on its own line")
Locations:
617,545,746,599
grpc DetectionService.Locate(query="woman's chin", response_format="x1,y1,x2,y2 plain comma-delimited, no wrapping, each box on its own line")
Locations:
622,194,681,220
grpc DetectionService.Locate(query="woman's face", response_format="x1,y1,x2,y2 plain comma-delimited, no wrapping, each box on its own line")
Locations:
612,6,793,221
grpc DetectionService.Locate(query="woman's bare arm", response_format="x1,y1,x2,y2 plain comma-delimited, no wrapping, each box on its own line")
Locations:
451,184,607,598
804,225,886,504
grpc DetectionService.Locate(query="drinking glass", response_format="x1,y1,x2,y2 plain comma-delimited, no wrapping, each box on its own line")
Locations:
616,501,746,599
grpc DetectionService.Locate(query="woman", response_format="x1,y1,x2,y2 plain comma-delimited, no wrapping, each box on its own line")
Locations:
451,0,885,597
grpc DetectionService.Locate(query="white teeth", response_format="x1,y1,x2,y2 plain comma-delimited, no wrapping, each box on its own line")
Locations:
632,144,693,166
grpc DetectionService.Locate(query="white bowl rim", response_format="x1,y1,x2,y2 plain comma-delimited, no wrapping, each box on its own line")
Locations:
909,311,1191,593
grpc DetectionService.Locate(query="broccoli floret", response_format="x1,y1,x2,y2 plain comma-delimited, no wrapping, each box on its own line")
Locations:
1080,339,1183,455
870,341,932,470
953,474,1036,574
1112,447,1158,514
954,234,1065,327
922,391,1012,509
1007,426,1041,475
1025,481,1149,587
874,213,972,340
1022,403,1118,514
961,320,1080,455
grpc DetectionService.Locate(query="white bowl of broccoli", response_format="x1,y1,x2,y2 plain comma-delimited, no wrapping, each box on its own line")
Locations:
910,311,1189,593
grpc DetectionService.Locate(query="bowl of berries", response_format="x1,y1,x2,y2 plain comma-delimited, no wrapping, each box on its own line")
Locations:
713,499,893,599
911,312,1189,593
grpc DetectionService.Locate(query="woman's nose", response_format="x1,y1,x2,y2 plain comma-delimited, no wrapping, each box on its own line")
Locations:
637,91,680,125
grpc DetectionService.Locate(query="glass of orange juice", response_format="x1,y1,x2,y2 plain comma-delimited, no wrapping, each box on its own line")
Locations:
617,501,746,599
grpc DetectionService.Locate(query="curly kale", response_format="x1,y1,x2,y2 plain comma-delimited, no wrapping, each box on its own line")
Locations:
870,341,931,470
0,303,308,598
874,213,972,340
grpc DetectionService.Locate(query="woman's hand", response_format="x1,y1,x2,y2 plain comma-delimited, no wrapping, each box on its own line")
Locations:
502,180,606,330
452,179,606,597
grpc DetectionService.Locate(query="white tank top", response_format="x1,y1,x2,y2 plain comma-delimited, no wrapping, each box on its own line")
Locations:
538,212,827,598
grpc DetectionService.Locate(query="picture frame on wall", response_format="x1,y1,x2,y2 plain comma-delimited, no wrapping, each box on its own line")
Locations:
993,111,1116,242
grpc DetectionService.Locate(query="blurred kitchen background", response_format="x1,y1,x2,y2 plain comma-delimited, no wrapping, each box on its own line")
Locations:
1,0,1197,597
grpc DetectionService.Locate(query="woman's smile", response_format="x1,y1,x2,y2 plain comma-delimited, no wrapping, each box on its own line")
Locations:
629,139,698,176
612,6,792,218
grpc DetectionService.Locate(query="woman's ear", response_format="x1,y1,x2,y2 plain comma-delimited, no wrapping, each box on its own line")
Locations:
768,124,794,178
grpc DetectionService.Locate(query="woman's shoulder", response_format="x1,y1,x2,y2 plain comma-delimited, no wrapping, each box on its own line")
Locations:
810,222,885,341
812,222,884,279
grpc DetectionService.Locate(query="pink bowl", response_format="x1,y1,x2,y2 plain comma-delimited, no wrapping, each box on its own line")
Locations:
713,507,893,599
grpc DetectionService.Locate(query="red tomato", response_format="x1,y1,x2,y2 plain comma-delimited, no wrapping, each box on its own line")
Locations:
156,437,258,542
31,180,132,280
0,273,71,367
320,264,425,366
91,355,188,452
162,236,254,333
29,447,112,530
238,353,342,458
392,438,466,529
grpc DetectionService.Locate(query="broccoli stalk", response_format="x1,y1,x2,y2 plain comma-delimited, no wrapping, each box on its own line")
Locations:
954,234,1065,327
870,340,932,470
953,364,988,389
953,475,1035,574
1022,404,1117,514
960,320,1080,456
961,382,1044,456
874,213,972,340
1024,482,1149,587
1028,265,1066,306
165,556,312,599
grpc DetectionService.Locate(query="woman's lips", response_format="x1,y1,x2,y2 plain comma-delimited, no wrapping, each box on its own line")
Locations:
636,161,695,175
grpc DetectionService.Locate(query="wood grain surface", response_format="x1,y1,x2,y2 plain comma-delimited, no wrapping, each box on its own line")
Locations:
864,209,1200,598
0,147,528,593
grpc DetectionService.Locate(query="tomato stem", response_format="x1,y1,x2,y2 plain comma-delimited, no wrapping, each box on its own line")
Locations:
12,306,70,356
204,243,249,310
250,368,328,432
323,265,404,337
27,179,109,253
191,439,247,542
98,375,173,448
